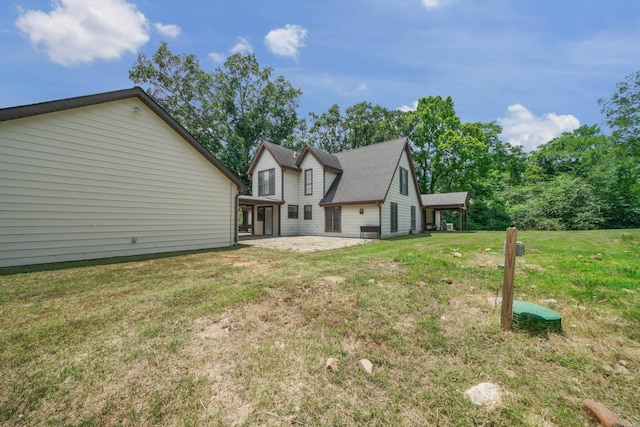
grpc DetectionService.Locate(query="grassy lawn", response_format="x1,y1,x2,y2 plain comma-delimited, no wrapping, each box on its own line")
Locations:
1,230,639,426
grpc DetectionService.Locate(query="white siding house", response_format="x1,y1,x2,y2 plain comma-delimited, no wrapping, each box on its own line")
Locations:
241,138,423,239
0,87,246,268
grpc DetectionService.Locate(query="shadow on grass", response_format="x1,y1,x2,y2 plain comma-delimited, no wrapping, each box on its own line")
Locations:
0,245,246,276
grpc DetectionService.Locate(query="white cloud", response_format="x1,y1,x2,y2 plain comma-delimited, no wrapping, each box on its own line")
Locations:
15,0,149,66
398,100,419,112
154,22,180,38
421,0,449,10
208,52,225,64
264,24,308,58
497,104,580,151
230,37,252,54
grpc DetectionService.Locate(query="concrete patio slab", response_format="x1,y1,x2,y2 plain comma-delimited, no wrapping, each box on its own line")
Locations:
239,235,374,253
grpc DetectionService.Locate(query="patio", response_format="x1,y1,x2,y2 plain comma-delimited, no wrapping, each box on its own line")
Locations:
238,235,374,253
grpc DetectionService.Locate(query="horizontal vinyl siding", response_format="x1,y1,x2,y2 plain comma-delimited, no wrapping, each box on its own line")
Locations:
0,99,236,267
339,204,379,238
281,170,300,236
297,156,325,235
380,150,421,238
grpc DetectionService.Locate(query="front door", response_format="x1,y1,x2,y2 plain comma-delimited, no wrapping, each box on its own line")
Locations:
264,206,273,235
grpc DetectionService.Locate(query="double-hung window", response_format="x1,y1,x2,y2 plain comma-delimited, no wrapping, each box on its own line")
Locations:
390,202,398,233
258,169,275,196
305,169,313,195
399,167,408,195
411,206,416,230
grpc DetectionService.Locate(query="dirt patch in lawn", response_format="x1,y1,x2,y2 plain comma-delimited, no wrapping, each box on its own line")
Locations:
183,283,356,425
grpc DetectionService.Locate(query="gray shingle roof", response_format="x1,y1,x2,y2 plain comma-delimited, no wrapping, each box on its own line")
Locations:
263,142,300,171
421,192,469,209
320,137,410,205
300,145,342,171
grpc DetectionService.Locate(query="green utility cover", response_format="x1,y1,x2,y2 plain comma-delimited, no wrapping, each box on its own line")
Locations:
512,301,562,333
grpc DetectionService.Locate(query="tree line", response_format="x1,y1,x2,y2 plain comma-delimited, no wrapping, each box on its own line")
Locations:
130,43,640,230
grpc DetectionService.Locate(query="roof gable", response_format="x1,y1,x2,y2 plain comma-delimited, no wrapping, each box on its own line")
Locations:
320,137,412,205
247,141,300,176
0,87,246,191
296,145,342,172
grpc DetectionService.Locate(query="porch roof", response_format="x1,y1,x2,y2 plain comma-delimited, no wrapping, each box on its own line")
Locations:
421,192,469,210
239,195,285,206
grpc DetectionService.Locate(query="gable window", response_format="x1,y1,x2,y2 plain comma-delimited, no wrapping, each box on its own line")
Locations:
304,205,312,220
258,168,275,196
390,202,398,233
288,205,298,219
399,167,409,195
305,169,313,195
325,206,341,232
411,206,416,230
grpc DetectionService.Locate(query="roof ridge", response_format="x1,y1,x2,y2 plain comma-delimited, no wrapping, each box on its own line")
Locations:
334,137,408,156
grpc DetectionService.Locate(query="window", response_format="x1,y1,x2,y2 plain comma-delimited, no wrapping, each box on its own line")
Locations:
411,206,416,230
325,206,341,232
390,202,398,232
288,205,298,219
304,205,312,220
399,167,408,195
257,207,265,221
258,168,275,196
305,169,313,195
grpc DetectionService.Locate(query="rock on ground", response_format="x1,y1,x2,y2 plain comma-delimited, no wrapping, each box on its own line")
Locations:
325,358,338,371
359,359,373,374
464,382,502,409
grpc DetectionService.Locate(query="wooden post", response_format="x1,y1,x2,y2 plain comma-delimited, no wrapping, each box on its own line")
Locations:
501,227,518,331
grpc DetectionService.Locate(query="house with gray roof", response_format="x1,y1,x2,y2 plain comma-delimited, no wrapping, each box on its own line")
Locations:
240,138,423,238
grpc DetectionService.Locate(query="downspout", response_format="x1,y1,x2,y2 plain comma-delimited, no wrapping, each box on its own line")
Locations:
234,191,239,245
280,167,285,237
378,202,382,239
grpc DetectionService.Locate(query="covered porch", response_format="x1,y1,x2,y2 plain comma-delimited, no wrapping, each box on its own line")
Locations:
421,192,469,232
238,195,284,237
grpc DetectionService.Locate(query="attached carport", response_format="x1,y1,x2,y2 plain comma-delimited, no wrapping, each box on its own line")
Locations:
238,195,285,237
421,192,469,232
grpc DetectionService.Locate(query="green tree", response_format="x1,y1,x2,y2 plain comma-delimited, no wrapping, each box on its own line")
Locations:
306,104,346,153
129,43,218,152
408,96,500,198
599,70,640,154
530,125,607,178
129,42,302,184
408,96,461,194
342,102,409,150
505,175,604,230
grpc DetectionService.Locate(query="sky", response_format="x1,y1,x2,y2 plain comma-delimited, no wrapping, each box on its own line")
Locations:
2,0,640,152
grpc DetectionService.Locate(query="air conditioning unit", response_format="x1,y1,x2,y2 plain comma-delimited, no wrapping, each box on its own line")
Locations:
446,223,454,231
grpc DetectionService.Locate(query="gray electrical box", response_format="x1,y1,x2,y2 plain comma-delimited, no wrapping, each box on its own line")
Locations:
504,241,525,257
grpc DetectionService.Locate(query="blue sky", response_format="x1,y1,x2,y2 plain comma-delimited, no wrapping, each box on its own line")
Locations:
2,0,640,151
